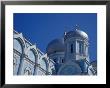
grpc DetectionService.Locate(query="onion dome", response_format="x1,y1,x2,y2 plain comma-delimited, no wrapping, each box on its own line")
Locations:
64,29,88,41
46,38,65,55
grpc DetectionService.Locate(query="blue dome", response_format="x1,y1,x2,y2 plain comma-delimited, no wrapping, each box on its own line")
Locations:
64,29,88,40
46,38,65,55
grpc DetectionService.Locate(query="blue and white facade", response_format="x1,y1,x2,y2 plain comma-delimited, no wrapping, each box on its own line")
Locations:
13,28,97,75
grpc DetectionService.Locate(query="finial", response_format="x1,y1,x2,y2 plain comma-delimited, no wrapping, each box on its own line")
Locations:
75,24,79,30
64,26,69,35
76,24,78,30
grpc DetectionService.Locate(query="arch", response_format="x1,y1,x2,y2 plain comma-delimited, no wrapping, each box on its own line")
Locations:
14,39,23,53
25,45,39,75
40,54,48,71
13,38,24,75
14,33,27,75
14,33,26,51
24,67,32,75
28,49,36,62
25,45,39,63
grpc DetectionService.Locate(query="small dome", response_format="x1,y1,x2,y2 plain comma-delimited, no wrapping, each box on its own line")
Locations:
46,38,65,55
64,29,88,41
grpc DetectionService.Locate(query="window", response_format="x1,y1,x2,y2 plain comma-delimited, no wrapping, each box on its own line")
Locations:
24,67,32,75
60,57,64,63
71,44,73,53
62,59,64,63
54,58,57,63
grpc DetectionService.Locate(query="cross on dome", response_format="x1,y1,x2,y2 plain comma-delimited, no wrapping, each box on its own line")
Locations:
75,24,80,30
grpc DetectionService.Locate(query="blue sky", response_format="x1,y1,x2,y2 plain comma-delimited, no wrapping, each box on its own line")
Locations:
14,13,97,62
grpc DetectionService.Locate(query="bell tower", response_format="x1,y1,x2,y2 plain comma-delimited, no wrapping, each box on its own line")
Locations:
64,26,89,73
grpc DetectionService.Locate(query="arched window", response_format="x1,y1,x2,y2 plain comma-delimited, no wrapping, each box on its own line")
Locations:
71,44,73,53
28,50,36,62
14,39,22,53
24,67,32,75
70,41,75,54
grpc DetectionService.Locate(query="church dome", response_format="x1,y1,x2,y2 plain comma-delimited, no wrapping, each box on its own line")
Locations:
64,29,88,41
46,38,65,55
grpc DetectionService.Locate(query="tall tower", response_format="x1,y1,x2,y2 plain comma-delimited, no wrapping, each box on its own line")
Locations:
63,27,89,74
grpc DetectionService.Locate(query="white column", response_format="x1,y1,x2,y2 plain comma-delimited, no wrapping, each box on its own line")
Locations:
76,39,78,54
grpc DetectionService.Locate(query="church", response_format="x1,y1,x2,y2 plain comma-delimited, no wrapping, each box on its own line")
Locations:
13,27,97,75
